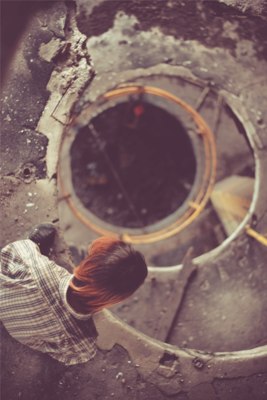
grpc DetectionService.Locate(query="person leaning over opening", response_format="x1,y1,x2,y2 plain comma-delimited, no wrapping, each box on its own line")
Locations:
0,224,148,365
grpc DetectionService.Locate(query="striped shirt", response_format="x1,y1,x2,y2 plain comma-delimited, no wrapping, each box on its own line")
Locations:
0,240,97,365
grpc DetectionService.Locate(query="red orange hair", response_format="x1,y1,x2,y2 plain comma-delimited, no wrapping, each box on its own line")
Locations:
69,237,147,313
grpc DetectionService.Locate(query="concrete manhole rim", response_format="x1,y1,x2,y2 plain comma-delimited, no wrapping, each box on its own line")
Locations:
191,89,262,267
85,65,262,250
85,84,266,375
94,309,267,385
58,71,261,266
58,84,217,244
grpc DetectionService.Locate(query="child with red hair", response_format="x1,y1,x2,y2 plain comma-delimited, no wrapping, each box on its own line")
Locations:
0,224,147,365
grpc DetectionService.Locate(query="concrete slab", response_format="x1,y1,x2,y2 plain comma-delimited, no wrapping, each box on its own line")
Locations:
1,1,267,399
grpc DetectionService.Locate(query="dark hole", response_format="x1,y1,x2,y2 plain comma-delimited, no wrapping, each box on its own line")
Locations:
71,101,196,228
23,168,31,178
159,352,178,366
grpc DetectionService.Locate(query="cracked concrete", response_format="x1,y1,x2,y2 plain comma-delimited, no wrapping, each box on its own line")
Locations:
1,1,267,399
37,3,94,179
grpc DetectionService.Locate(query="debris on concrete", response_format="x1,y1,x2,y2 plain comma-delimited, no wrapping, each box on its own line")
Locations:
1,1,267,399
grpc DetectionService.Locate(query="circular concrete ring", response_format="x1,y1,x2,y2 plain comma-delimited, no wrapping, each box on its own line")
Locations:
93,309,267,397
68,75,267,396
58,85,217,244
56,68,267,397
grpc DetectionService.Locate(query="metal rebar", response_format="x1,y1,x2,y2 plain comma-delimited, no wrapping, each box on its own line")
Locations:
195,86,210,111
213,94,224,138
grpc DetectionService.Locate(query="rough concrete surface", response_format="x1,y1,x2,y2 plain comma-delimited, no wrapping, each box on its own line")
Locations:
1,1,267,399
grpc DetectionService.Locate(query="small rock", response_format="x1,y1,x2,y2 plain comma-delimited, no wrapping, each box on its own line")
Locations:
116,372,123,380
192,357,205,370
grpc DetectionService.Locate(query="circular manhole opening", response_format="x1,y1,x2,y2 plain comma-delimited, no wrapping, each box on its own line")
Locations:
70,101,196,229
58,85,216,243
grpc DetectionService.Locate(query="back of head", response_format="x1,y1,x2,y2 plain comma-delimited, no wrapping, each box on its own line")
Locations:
70,237,148,313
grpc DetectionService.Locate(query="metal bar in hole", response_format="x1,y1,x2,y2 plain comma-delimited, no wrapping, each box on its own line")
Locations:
88,123,146,228
213,94,224,138
151,248,197,342
195,86,210,111
164,248,197,343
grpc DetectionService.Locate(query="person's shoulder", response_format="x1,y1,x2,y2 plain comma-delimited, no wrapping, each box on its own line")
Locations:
0,240,37,279
1,239,39,258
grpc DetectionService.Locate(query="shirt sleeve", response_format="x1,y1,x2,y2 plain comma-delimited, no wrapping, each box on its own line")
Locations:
0,240,37,280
